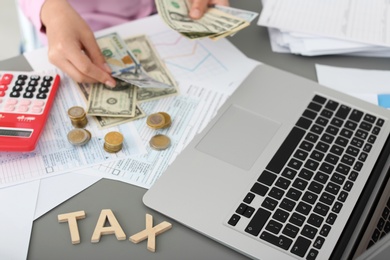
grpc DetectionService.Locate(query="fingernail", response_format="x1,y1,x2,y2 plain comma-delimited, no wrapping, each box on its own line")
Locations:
105,80,116,88
103,63,112,73
190,8,201,19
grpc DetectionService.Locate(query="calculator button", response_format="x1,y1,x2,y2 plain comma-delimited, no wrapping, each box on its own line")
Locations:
43,76,53,81
0,74,13,85
6,99,18,105
12,85,23,92
20,100,31,105
17,106,29,112
4,105,15,111
0,91,5,97
23,92,34,98
41,81,52,87
10,91,21,98
36,93,47,99
30,75,40,80
17,74,28,80
26,86,36,92
15,79,25,85
0,85,8,90
31,106,43,113
39,87,49,93
33,100,45,106
28,80,39,87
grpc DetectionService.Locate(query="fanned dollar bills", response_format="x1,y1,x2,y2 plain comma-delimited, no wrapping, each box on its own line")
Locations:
156,0,250,40
77,33,178,128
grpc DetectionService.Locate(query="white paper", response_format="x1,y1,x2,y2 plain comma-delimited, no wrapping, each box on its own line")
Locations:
259,0,390,47
316,64,390,107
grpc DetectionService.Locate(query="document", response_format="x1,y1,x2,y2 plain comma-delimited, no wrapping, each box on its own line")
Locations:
23,15,259,188
316,64,390,108
259,0,390,47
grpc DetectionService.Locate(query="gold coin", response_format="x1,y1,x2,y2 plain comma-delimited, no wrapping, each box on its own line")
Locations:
103,143,123,153
68,106,88,128
67,129,90,146
149,134,171,150
67,106,86,119
158,112,172,128
146,113,165,129
104,131,124,146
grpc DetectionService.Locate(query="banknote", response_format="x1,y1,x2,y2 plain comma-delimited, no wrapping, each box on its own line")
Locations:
86,81,137,117
98,32,173,89
77,82,145,128
155,0,250,40
213,5,259,23
124,34,179,102
97,33,139,73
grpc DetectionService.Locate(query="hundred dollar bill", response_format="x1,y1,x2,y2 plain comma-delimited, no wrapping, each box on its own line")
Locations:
124,34,179,102
86,81,137,117
77,82,145,128
156,0,249,40
98,32,173,89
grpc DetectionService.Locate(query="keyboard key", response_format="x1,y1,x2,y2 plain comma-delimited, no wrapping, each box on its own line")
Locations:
266,220,283,234
280,198,296,212
335,105,351,119
349,109,363,122
308,213,324,228
320,192,335,206
243,193,255,204
283,223,299,239
260,231,293,250
320,224,332,237
269,187,285,200
296,202,312,215
291,236,311,257
290,212,306,227
313,95,326,104
307,248,319,260
262,197,278,211
228,214,240,226
301,224,318,239
286,188,302,201
266,127,305,173
258,170,277,186
251,182,269,196
273,209,290,223
245,208,271,236
313,236,325,249
314,203,330,217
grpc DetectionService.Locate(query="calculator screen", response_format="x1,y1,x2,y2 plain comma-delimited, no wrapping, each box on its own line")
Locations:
0,128,32,138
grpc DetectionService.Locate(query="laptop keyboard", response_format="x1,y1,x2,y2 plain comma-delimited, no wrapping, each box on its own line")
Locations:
227,94,385,259
367,196,390,249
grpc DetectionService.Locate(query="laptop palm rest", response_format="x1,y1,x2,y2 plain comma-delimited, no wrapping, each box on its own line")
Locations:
196,104,280,170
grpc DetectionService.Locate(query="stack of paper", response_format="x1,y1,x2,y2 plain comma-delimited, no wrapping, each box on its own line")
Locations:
258,0,390,57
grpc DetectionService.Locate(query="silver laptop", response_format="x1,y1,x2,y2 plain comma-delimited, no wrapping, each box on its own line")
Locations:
143,64,390,259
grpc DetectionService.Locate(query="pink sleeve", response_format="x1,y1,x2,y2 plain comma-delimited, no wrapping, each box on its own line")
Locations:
18,0,47,33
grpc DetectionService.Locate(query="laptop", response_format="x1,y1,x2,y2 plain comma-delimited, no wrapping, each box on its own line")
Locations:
143,64,390,259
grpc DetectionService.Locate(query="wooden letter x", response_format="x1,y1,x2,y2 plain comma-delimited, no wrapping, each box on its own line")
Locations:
58,210,86,244
129,214,172,252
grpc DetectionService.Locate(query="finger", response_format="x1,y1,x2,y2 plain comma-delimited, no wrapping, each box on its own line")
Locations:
81,32,112,74
189,0,209,19
65,45,116,87
55,58,98,83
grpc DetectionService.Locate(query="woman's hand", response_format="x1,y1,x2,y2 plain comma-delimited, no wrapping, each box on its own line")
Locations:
189,0,230,19
41,0,116,87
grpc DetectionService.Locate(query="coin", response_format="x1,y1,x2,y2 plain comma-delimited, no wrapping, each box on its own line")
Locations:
68,106,88,128
104,131,124,153
67,128,90,146
158,112,172,128
146,113,165,129
149,134,171,150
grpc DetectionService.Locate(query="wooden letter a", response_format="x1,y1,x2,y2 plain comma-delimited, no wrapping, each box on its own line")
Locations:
91,209,126,243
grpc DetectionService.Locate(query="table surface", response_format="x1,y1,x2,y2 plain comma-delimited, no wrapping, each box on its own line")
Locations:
2,1,390,259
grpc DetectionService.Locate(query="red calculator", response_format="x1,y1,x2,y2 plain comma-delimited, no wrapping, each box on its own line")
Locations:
0,71,60,152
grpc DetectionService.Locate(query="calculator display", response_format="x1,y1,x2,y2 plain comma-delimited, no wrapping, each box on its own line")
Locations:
0,128,32,138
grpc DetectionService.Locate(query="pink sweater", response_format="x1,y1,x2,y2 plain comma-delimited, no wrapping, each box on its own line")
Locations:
18,0,156,44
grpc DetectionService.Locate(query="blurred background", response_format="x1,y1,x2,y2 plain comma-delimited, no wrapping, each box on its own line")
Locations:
0,0,22,60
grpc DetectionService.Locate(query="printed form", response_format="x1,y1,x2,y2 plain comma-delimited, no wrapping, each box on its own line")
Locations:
20,15,259,189
259,0,390,47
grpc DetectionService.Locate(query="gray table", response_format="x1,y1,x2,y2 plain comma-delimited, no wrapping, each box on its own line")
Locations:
1,1,390,259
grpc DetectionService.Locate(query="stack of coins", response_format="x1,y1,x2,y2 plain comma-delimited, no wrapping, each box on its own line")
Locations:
146,112,171,129
68,106,88,128
104,131,124,153
149,134,171,151
67,128,91,146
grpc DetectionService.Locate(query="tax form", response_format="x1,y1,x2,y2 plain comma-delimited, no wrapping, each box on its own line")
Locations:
259,0,390,47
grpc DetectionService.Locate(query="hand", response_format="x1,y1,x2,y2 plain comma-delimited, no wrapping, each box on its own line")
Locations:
189,0,230,19
41,0,116,87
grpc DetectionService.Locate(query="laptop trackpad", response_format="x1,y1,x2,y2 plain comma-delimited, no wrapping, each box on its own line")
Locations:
196,105,281,170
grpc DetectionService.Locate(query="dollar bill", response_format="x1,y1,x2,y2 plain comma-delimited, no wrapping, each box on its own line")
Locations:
86,81,137,117
97,33,139,73
124,34,179,102
77,82,146,128
98,32,173,89
155,0,250,40
213,5,259,23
